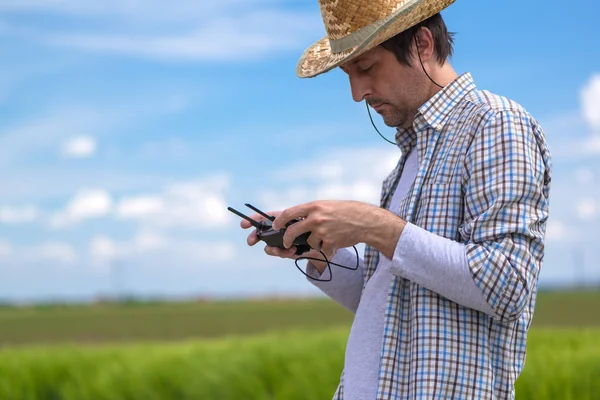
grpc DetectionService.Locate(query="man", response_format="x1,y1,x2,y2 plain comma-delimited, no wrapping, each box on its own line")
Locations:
240,0,552,399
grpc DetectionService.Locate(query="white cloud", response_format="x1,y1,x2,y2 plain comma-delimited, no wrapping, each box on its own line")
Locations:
0,107,115,166
262,146,399,211
116,196,163,219
47,11,318,62
545,220,570,242
261,180,382,212
272,147,399,183
554,135,600,158
0,241,77,265
133,230,169,252
88,230,236,269
115,174,232,230
45,174,230,230
24,242,78,264
0,204,38,224
61,135,96,158
0,166,171,204
90,230,170,264
0,240,11,258
138,137,194,160
576,168,594,185
577,197,598,220
90,232,165,265
50,189,112,228
90,236,120,261
542,73,600,159
193,242,237,263
0,1,320,62
0,0,283,23
0,100,198,203
0,93,192,170
66,189,112,219
582,73,600,131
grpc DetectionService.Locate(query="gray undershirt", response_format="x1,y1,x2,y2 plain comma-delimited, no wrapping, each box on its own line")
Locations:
305,146,496,400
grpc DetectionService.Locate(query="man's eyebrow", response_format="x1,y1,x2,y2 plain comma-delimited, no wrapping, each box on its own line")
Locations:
349,57,369,65
340,57,371,71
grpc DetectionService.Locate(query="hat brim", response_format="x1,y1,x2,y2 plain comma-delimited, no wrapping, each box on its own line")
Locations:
296,0,455,78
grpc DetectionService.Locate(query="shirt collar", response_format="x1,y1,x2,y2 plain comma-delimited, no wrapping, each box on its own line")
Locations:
417,72,476,131
394,124,418,155
394,72,476,153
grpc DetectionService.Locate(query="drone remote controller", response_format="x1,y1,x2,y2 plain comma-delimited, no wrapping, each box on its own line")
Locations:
228,203,311,255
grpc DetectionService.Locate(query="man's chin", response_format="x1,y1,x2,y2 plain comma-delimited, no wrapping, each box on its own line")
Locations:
381,116,403,128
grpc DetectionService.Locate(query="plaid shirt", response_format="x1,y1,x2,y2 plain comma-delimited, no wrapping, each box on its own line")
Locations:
333,73,552,399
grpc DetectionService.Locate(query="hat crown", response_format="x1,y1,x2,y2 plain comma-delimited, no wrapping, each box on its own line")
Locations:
319,0,410,41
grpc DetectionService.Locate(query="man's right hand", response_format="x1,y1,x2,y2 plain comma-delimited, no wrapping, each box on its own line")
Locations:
240,210,335,275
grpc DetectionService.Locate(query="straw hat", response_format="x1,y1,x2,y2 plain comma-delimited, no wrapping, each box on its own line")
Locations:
296,0,455,78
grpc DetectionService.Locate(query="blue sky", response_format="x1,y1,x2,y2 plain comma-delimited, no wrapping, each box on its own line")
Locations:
0,0,599,303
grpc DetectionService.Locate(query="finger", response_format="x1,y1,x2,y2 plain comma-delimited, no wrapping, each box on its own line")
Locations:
240,213,267,229
320,242,337,259
307,234,323,252
282,218,312,249
272,203,312,230
247,230,259,246
265,245,297,259
240,211,280,229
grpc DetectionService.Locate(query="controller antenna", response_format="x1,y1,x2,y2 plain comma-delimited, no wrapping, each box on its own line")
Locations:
244,203,275,221
227,207,265,229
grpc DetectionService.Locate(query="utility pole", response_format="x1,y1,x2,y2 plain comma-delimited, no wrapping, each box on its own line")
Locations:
572,245,585,289
109,257,124,302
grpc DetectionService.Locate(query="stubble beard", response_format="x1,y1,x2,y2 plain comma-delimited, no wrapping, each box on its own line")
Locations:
381,106,410,129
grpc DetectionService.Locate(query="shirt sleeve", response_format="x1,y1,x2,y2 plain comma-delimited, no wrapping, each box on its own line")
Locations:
382,222,497,316
459,109,551,322
305,248,365,313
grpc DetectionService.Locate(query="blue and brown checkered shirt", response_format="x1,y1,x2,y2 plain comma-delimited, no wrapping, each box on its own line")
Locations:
332,72,552,399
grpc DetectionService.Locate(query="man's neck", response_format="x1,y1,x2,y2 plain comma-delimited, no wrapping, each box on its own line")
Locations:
429,63,459,94
397,64,460,131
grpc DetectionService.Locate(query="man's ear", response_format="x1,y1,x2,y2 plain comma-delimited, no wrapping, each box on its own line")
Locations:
413,27,435,63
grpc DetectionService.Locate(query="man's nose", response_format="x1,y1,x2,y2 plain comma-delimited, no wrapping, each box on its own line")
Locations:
350,76,371,103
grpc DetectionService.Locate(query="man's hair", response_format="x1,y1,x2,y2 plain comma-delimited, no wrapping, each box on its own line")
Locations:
380,13,455,66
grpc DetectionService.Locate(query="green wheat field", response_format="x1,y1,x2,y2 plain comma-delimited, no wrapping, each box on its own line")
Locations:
0,290,599,399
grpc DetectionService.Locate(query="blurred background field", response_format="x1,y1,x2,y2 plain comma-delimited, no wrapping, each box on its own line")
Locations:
0,291,599,399
1,290,600,347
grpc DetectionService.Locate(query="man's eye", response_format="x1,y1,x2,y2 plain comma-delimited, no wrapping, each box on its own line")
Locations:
359,65,374,73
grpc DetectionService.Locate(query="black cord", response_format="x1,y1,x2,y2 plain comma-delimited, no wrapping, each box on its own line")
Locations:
293,245,360,282
366,102,396,145
413,31,444,89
